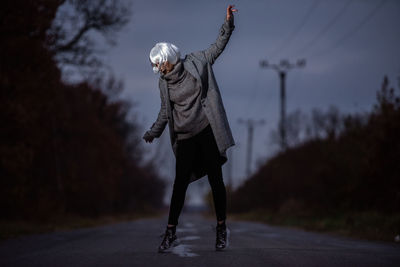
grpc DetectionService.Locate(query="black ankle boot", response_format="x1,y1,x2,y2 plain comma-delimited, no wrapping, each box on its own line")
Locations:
158,227,179,253
216,222,228,251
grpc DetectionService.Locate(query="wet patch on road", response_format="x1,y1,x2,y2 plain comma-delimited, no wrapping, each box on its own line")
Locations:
171,244,199,257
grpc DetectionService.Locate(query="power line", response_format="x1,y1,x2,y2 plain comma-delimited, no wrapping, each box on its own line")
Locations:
269,0,321,60
250,0,388,122
293,0,355,56
309,0,388,59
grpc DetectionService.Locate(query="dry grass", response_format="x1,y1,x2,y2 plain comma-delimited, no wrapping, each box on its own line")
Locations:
224,209,400,243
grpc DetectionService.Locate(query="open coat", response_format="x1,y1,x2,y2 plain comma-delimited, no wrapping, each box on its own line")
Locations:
148,16,236,183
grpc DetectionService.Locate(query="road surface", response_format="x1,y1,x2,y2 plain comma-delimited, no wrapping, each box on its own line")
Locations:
0,212,399,266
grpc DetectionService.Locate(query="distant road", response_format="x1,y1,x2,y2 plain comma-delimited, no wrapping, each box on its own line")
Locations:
1,212,399,267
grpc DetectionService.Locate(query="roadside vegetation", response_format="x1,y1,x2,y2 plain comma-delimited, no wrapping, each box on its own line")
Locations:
1,0,166,241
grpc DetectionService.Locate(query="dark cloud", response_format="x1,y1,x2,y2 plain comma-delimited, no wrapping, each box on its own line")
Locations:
100,0,400,201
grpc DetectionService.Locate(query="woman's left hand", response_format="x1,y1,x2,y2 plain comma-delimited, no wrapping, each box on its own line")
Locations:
226,5,238,21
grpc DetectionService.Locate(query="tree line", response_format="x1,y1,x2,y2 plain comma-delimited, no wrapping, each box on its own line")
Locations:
0,0,165,220
230,75,400,215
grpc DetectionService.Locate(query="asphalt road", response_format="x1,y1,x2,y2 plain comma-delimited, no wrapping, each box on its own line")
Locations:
1,211,399,267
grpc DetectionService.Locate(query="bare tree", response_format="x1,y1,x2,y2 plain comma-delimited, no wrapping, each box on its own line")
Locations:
269,109,308,149
285,109,307,147
311,107,326,139
324,105,341,140
47,0,132,78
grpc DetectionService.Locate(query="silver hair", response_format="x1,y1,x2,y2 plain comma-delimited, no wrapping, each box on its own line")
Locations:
149,42,180,65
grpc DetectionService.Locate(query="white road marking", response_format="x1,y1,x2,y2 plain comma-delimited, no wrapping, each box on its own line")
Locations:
171,244,199,257
171,222,201,256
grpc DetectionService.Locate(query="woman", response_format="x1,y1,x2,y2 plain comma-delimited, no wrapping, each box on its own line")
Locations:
143,5,238,252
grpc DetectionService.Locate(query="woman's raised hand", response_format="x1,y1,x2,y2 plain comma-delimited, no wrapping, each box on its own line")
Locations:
226,5,238,21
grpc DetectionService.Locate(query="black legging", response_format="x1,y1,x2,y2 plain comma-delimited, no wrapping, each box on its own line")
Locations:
167,124,227,226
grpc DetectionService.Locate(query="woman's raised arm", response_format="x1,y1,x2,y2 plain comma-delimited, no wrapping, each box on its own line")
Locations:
202,5,238,65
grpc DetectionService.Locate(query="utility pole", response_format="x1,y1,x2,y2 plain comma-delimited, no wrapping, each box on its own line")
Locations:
260,59,306,150
238,118,266,178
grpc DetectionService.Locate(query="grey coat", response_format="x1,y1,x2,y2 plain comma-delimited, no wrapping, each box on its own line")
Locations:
148,17,236,183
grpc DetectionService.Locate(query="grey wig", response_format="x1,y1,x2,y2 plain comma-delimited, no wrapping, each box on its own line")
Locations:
149,42,181,65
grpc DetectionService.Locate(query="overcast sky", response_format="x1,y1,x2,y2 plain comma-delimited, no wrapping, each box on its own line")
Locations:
95,0,400,205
